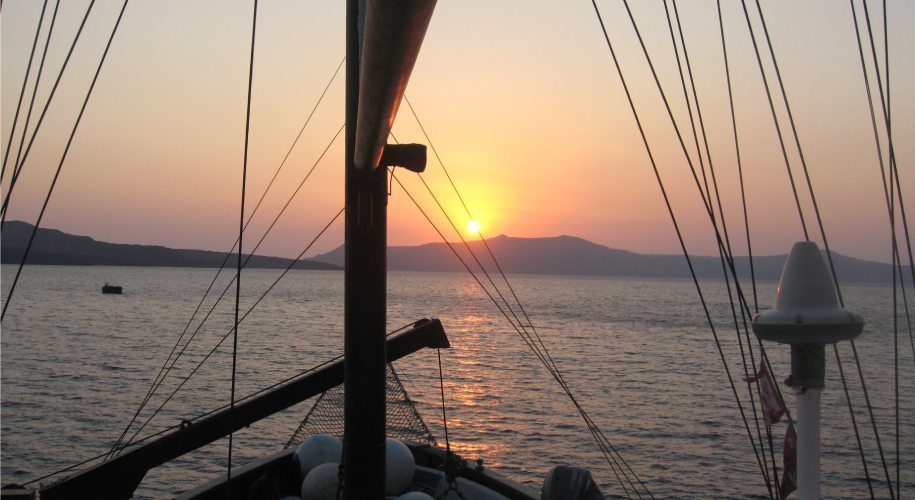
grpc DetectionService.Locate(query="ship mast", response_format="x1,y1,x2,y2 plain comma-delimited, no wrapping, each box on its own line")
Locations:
343,1,435,497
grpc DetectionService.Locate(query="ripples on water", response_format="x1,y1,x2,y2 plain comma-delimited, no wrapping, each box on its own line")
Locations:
1,265,912,498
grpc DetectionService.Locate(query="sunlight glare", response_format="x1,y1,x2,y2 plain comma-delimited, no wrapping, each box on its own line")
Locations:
467,220,481,234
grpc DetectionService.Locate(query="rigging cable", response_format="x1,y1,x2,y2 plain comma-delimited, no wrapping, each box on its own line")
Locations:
611,2,799,453
434,348,465,499
1,0,125,321
390,172,640,498
106,62,344,456
850,2,912,497
401,96,599,443
227,0,258,489
859,0,915,366
880,1,900,494
27,316,415,487
1,0,49,183
389,122,647,497
589,0,774,493
735,1,809,241
666,1,775,492
711,1,780,487
739,3,877,497
716,0,757,313
117,208,344,452
388,131,541,369
749,2,895,496
108,124,344,457
5,0,61,199
0,0,97,224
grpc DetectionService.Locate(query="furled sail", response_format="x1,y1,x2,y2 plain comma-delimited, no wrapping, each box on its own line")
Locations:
354,0,437,171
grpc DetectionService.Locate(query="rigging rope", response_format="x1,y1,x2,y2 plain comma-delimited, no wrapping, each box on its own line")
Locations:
735,1,808,242
749,3,898,497
116,208,344,453
665,2,775,494
108,125,344,456
29,320,416,487
390,116,648,496
390,171,645,499
227,0,258,489
2,0,125,322
5,0,60,200
589,0,782,494
0,0,96,224
401,98,571,410
591,0,808,492
859,1,907,495
1,0,49,183
107,64,345,455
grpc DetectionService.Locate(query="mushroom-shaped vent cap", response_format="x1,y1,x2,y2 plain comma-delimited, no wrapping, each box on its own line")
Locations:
752,241,863,344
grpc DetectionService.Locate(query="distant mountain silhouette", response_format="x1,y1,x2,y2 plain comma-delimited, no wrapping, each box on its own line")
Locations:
2,222,906,284
1,221,340,271
312,234,909,284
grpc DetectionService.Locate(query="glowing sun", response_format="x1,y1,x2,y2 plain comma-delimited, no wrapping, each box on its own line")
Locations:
467,220,481,234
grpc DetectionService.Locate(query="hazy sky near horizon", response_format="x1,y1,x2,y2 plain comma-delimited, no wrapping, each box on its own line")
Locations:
2,1,913,263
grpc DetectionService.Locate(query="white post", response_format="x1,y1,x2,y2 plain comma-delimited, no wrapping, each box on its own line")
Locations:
796,387,822,500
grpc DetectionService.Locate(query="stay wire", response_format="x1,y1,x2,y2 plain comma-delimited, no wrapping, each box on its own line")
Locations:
668,1,774,493
401,98,572,405
716,0,777,488
0,0,96,224
861,0,915,303
661,0,712,207
389,133,536,361
108,57,345,453
752,2,895,497
615,0,795,447
2,0,124,322
716,0,757,313
108,124,344,456
666,1,773,491
882,1,899,495
29,320,420,488
6,0,60,198
736,0,808,241
616,0,777,378
227,0,258,490
851,3,910,496
861,0,915,367
1,0,49,183
389,164,638,496
393,119,644,493
402,101,607,481
390,172,640,498
590,0,772,493
117,208,344,452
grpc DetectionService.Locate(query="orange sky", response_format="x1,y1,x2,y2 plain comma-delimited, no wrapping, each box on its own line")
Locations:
2,1,913,263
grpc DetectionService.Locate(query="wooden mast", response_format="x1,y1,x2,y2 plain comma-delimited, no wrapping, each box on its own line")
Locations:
343,1,436,497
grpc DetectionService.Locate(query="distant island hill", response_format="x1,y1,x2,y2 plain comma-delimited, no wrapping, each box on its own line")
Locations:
1,220,908,284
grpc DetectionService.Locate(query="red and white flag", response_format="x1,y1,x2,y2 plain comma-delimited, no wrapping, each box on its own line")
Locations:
780,423,798,499
744,361,786,427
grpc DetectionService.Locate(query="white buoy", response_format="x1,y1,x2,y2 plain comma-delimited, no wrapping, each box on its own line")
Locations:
301,462,340,500
294,434,342,479
397,492,433,500
385,438,416,495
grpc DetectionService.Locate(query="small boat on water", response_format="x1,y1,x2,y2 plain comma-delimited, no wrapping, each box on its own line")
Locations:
102,283,123,295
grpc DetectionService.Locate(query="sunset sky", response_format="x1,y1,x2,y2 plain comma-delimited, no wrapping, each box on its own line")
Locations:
2,1,913,263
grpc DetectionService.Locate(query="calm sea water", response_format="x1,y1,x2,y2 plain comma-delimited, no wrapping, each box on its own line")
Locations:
1,264,912,498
